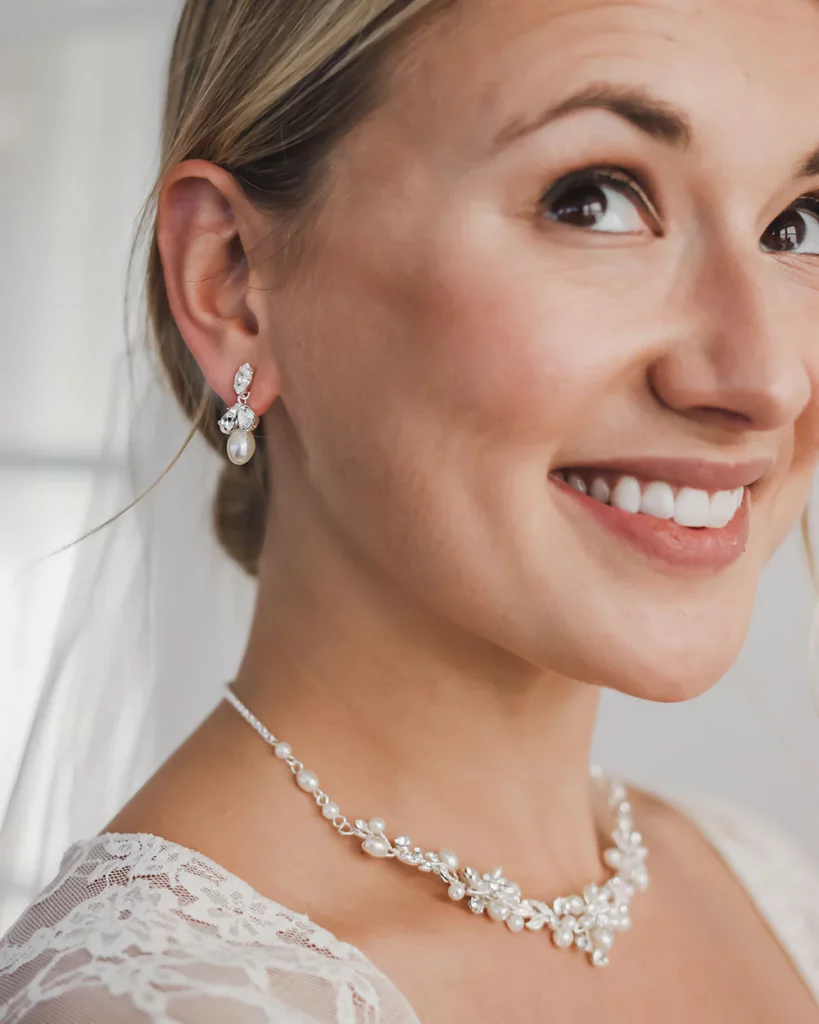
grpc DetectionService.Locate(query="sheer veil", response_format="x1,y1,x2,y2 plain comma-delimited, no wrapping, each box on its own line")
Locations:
0,257,257,927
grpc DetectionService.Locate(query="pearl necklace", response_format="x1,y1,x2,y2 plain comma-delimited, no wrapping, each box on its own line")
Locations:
224,684,649,968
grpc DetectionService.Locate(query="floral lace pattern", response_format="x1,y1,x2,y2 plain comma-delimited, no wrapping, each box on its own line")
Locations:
0,832,417,1023
1,791,818,1022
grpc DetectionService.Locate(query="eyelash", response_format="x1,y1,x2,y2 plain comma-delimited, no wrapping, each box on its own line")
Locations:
797,192,819,219
540,165,662,231
540,166,819,246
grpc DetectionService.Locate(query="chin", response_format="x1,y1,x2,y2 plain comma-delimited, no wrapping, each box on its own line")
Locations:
579,625,750,704
522,585,755,704
606,665,727,704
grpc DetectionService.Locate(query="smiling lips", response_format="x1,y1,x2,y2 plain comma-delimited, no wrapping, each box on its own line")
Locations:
548,456,773,569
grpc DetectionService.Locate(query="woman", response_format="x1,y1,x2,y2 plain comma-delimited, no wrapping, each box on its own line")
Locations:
2,0,819,1019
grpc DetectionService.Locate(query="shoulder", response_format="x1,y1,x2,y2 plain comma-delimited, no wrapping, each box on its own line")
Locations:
668,786,819,926
641,781,819,900
0,832,395,1023
626,777,819,992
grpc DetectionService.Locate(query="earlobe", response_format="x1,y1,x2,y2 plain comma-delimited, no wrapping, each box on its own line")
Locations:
156,159,280,414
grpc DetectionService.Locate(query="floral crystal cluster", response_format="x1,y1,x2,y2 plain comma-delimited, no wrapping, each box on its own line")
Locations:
352,785,648,969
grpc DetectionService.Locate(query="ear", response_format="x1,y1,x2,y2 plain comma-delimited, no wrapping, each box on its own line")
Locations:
155,159,282,412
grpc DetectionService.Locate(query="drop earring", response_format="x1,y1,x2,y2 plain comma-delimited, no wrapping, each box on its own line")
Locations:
218,362,259,466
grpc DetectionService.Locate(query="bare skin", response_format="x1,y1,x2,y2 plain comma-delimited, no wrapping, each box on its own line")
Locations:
109,0,819,1018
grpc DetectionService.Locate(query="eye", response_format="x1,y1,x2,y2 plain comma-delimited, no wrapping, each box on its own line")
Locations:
541,168,660,236
760,197,819,255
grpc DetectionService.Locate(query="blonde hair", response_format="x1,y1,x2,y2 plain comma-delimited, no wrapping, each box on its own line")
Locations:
131,0,455,576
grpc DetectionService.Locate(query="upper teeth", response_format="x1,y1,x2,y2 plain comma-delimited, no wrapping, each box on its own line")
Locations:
562,472,745,529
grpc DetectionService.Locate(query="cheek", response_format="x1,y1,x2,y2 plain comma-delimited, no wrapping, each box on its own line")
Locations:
284,202,666,544
408,222,655,448
759,384,819,559
761,458,819,563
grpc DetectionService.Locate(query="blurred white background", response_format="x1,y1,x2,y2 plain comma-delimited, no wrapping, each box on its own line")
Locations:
1,0,818,931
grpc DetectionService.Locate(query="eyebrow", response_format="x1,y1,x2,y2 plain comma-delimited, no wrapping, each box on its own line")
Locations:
489,83,693,155
797,146,819,178
489,81,819,184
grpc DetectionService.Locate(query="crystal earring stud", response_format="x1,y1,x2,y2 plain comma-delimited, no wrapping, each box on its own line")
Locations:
218,362,259,466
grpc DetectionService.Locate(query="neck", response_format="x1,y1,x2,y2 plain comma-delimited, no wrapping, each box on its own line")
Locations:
230,506,609,893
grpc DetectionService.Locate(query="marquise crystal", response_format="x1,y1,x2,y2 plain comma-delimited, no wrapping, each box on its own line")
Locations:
223,686,648,969
234,362,254,395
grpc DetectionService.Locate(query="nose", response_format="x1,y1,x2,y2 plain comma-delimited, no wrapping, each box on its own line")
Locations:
648,238,813,434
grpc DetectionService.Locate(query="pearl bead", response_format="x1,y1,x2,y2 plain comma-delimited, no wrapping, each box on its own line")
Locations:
553,926,575,949
438,849,460,872
506,913,524,933
362,836,390,858
227,428,256,466
567,895,585,916
448,882,466,901
632,865,649,891
368,818,386,835
591,926,615,951
603,847,623,869
487,901,510,922
274,742,291,759
322,802,340,820
296,769,319,793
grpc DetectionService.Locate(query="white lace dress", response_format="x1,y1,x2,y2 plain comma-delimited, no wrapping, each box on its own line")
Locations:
1,785,818,1023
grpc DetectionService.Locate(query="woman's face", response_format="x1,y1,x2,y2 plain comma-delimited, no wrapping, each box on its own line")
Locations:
262,0,819,699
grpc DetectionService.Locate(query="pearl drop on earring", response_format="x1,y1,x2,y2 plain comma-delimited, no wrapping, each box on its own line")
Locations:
226,428,256,466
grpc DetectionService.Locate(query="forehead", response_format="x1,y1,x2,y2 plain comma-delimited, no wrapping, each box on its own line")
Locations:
388,0,819,164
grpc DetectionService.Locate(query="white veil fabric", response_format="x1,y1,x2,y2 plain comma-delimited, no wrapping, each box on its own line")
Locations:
0,0,251,933
0,296,257,930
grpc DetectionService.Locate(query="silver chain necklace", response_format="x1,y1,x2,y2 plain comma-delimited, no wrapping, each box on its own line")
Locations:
224,683,649,968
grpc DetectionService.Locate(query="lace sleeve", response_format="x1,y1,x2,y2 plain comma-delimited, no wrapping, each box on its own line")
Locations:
2,977,326,1023
0,834,418,1024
